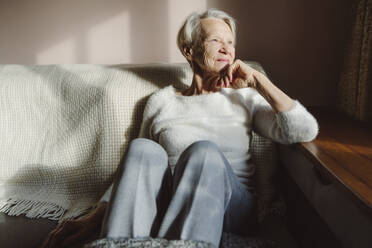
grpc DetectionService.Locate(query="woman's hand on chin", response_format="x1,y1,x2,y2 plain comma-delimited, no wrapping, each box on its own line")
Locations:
218,59,259,89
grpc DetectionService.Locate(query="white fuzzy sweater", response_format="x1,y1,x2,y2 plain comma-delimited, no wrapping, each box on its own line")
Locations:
101,85,318,201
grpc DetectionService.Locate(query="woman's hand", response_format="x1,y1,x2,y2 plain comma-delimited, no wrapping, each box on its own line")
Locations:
218,59,260,89
41,202,107,248
219,59,295,112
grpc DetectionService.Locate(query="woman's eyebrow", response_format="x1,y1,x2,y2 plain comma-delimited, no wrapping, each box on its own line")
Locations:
207,34,223,39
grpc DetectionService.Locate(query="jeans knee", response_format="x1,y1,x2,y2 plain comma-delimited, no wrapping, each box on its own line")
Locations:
182,140,226,172
186,140,220,155
128,138,164,155
122,138,168,170
130,138,159,149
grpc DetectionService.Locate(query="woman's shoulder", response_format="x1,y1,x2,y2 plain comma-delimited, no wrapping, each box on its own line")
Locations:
147,85,176,104
143,85,177,114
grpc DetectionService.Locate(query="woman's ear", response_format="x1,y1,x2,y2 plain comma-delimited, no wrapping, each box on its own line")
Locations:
182,46,193,61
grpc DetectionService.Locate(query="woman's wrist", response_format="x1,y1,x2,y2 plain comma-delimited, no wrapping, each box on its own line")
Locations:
254,72,295,113
250,70,265,89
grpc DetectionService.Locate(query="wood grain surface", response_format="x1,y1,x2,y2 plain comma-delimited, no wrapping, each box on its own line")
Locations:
296,107,372,215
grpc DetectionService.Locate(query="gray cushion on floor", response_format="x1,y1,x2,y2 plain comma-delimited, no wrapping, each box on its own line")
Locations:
0,213,298,248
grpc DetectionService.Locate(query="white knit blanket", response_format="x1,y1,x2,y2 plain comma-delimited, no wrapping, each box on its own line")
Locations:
0,62,280,222
0,63,194,220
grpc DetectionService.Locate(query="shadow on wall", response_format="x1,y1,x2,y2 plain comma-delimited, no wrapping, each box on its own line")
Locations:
0,0,170,64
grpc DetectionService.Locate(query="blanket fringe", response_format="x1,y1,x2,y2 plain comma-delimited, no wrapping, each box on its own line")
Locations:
62,205,93,221
0,198,66,221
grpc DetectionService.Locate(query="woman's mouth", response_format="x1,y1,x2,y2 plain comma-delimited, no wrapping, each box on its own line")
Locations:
217,59,229,63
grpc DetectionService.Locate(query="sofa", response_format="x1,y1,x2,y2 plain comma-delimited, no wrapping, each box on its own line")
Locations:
0,62,298,248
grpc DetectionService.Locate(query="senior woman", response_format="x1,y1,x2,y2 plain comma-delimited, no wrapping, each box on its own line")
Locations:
43,9,318,248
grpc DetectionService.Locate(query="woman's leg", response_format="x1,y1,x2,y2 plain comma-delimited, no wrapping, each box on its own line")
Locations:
222,162,256,236
100,138,171,239
157,140,255,247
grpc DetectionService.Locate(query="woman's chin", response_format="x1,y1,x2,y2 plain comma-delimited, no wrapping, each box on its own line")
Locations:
205,65,228,74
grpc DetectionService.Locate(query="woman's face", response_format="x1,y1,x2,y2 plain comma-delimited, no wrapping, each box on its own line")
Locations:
193,17,236,74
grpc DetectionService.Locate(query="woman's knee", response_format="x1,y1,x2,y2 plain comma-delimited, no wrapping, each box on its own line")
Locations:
180,140,227,172
130,138,161,149
120,138,168,170
128,138,166,156
185,140,220,156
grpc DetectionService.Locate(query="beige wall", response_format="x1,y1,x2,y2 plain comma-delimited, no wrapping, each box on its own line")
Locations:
0,0,352,106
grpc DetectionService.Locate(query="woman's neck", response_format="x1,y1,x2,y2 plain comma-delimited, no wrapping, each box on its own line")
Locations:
182,71,219,96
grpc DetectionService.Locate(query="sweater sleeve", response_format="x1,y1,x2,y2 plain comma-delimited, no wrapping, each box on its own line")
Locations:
252,95,319,144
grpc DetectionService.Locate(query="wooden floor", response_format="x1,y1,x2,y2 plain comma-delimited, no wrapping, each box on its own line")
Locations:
296,107,372,216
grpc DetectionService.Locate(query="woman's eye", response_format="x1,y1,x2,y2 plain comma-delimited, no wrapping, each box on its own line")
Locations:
211,39,218,42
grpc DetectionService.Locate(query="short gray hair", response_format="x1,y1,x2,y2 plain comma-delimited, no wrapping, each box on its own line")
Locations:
177,9,236,59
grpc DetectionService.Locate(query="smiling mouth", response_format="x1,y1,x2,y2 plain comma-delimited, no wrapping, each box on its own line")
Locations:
217,59,229,63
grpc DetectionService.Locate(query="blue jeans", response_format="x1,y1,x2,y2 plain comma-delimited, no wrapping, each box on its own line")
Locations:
100,138,256,247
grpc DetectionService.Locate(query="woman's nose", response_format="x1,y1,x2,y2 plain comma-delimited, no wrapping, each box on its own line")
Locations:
219,44,230,55
219,48,227,54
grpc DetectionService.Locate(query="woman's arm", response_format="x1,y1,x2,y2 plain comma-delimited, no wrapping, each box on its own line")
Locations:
222,60,318,144
252,71,295,113
251,98,318,144
223,59,294,113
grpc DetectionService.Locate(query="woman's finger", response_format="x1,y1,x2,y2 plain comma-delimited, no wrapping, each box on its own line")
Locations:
250,74,258,88
224,76,230,88
227,62,237,81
